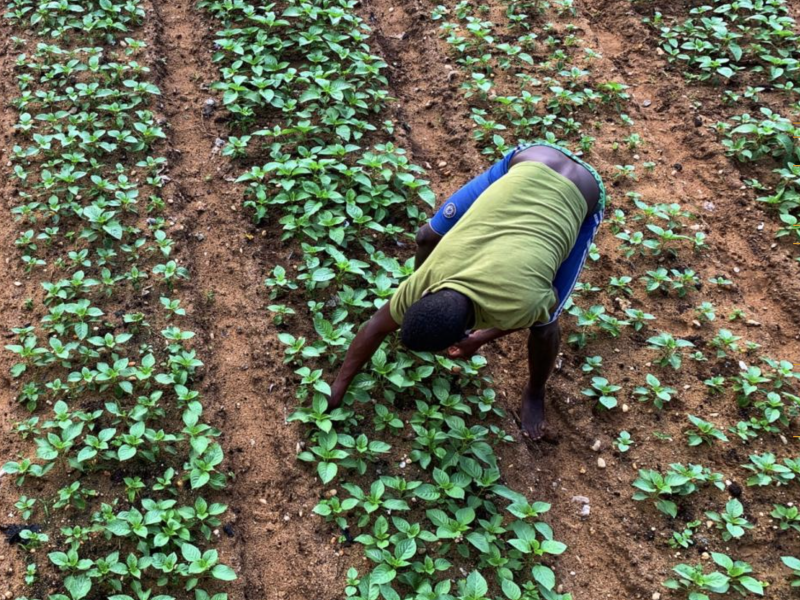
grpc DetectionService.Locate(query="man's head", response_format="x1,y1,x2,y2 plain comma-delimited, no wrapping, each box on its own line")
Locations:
400,289,474,352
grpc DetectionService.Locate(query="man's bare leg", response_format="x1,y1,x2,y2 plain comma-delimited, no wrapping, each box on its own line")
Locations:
521,320,560,441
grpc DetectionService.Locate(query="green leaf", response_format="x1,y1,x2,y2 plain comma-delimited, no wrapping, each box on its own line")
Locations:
656,499,678,518
318,461,337,484
182,544,201,562
782,556,800,570
191,470,211,489
463,571,488,599
417,187,436,207
737,576,763,595
103,222,124,240
501,578,522,600
532,564,556,590
211,564,237,581
311,268,335,282
65,575,91,600
370,563,396,585
118,445,137,461
466,532,490,553
540,540,567,555
395,538,416,561
48,551,69,566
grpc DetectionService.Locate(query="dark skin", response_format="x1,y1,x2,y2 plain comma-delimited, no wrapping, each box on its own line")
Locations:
329,145,601,442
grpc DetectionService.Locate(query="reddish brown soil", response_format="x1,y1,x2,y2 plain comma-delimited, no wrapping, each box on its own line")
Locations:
1,0,799,599
0,21,36,598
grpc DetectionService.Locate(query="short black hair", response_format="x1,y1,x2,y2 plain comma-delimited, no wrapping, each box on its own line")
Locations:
400,289,474,352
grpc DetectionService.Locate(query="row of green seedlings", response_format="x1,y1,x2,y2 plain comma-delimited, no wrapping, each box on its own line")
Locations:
638,2,800,595
573,160,800,593
2,2,234,599
200,0,572,598
641,2,800,254
631,456,800,596
433,2,800,597
646,0,800,89
434,2,800,595
432,0,633,161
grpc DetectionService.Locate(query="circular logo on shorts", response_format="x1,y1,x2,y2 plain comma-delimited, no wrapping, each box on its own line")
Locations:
443,202,457,219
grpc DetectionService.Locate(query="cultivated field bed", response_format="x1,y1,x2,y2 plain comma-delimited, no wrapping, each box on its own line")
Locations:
1,0,799,599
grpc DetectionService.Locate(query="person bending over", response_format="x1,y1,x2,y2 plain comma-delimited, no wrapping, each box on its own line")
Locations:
328,142,606,442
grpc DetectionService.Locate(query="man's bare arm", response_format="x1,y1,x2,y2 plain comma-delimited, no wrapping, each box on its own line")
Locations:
446,327,521,359
329,302,400,408
414,223,443,269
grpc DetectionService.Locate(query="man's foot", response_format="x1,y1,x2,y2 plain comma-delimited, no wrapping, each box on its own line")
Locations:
521,384,546,440
518,384,557,444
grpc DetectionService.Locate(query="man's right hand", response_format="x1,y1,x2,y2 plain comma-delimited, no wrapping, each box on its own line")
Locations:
326,302,400,412
446,331,484,360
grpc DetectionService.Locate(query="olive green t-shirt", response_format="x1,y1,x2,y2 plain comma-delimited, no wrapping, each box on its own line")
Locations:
390,162,587,331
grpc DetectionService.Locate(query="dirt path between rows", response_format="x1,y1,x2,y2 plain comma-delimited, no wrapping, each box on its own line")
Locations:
148,2,345,597
0,25,40,599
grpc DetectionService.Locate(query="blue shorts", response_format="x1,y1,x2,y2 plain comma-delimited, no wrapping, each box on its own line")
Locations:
428,141,606,328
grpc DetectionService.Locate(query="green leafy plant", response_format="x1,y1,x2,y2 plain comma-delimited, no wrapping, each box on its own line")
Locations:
634,374,676,409
647,332,695,370
771,504,800,533
668,520,701,550
782,556,800,587
685,415,729,447
705,499,752,541
615,431,633,453
581,376,622,410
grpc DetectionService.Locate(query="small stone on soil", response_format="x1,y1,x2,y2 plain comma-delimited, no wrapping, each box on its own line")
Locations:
597,458,606,469
202,98,217,117
591,440,601,452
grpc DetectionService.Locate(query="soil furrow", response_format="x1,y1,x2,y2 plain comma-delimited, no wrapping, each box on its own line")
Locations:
148,1,344,597
0,25,39,599
585,0,800,338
